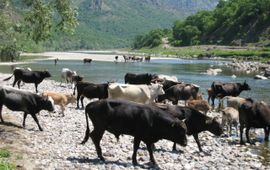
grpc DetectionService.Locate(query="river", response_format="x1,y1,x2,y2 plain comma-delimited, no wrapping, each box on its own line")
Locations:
0,58,269,103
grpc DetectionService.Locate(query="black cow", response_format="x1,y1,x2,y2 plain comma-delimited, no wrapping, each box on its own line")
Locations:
209,81,250,106
160,80,183,91
83,58,92,64
157,83,200,105
81,99,187,166
239,98,270,144
74,81,109,109
0,86,54,131
156,104,223,152
3,69,51,93
124,73,157,85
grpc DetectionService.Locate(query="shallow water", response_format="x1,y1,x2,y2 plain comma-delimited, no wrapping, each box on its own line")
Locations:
1,58,269,103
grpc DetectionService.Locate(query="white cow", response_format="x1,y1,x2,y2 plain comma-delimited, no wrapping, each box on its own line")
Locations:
158,74,178,82
60,68,77,87
108,83,164,104
221,107,239,136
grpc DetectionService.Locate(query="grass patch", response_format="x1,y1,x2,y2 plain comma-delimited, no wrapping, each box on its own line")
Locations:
0,160,16,170
0,149,10,158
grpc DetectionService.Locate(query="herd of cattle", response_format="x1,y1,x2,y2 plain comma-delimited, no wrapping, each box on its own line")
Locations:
1,66,270,166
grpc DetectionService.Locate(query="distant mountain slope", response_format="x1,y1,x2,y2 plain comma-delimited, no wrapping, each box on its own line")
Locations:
44,0,218,50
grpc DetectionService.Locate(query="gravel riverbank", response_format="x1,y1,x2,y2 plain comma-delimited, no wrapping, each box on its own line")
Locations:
0,73,269,169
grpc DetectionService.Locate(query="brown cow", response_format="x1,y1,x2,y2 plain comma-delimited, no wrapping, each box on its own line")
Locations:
42,91,76,116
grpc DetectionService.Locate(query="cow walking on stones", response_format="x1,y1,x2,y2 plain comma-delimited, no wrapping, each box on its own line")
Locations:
156,104,223,152
81,99,187,166
0,86,55,131
3,69,51,93
239,98,270,144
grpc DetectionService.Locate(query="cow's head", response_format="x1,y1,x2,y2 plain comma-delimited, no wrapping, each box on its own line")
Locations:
241,80,251,91
43,71,52,78
42,96,55,112
206,117,223,136
171,120,187,146
66,94,76,104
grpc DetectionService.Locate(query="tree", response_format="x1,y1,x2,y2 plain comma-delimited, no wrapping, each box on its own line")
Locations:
0,0,78,61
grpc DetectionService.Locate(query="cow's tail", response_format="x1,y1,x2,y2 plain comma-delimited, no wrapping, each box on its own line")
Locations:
3,74,13,81
81,108,91,144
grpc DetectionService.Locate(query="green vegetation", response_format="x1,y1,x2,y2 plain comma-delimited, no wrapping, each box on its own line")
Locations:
0,149,15,170
0,149,11,158
170,0,270,46
134,0,270,49
0,0,77,61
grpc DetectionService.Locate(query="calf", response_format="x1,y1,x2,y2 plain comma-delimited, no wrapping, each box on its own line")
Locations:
156,103,223,152
187,99,211,114
221,107,239,136
41,91,76,116
239,98,270,144
3,69,51,93
158,83,200,105
0,86,54,131
223,96,246,110
81,99,187,166
74,81,109,109
108,83,164,104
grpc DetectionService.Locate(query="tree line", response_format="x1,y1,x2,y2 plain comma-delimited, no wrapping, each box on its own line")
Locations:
133,0,270,48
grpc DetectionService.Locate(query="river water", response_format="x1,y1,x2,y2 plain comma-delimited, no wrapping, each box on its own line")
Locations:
0,58,269,103
0,58,270,165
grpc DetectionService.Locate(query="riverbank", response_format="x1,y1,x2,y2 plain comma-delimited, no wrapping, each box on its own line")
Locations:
0,73,269,169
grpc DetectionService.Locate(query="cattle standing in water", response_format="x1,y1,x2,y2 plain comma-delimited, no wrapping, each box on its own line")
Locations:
0,86,54,131
156,103,223,152
157,83,200,105
209,81,250,106
74,81,109,109
108,83,164,104
60,68,77,87
3,69,51,93
144,56,151,62
83,58,92,64
239,98,270,144
124,73,157,85
81,99,187,166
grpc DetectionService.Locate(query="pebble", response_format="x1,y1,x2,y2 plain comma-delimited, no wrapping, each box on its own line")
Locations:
0,73,269,169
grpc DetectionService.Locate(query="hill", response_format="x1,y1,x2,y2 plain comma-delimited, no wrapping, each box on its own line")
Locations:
43,0,218,50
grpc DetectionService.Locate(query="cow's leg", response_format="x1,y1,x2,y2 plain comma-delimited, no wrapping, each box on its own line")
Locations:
17,80,21,89
240,125,245,144
0,104,4,122
211,95,215,107
132,137,141,166
76,95,80,109
34,83,38,93
146,142,156,165
22,112,28,128
264,127,269,141
60,105,65,117
12,78,17,87
90,129,105,161
172,143,177,151
30,113,43,131
229,123,232,136
193,133,203,152
246,127,251,144
80,96,85,109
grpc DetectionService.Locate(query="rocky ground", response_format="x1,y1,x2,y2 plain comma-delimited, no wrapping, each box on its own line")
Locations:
0,73,269,170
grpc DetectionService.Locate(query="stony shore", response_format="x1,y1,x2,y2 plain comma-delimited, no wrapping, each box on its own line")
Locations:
0,73,269,169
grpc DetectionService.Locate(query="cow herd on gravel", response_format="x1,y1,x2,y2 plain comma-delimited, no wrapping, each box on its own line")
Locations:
1,65,270,166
